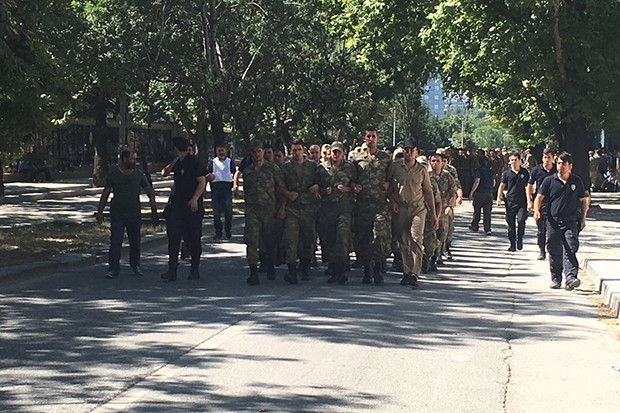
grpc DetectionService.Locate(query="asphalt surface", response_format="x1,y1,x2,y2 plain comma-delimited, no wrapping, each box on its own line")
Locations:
1,183,620,412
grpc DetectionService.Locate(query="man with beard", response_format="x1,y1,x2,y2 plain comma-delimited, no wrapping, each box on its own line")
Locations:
96,149,158,279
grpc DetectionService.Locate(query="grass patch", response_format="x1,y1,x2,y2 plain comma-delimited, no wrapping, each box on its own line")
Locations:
0,199,245,268
0,221,164,267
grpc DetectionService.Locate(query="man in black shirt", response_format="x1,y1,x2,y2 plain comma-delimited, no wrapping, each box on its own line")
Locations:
527,148,557,260
468,156,495,235
160,137,207,281
534,152,589,290
497,152,530,251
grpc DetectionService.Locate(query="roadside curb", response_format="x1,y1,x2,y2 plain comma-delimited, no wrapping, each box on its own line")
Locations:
584,257,620,319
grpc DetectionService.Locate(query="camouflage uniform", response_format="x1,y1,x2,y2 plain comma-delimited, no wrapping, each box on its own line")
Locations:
423,175,441,261
280,159,318,278
443,162,461,252
431,170,457,258
243,162,285,272
317,159,357,282
351,149,392,281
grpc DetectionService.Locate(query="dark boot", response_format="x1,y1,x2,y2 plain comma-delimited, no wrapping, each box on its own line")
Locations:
421,256,429,274
299,259,311,280
266,260,276,280
537,248,546,260
337,261,348,285
392,254,403,272
247,265,260,285
284,264,299,285
188,265,200,280
362,264,372,284
327,262,339,283
373,263,384,285
429,256,438,273
160,264,178,282
445,242,453,260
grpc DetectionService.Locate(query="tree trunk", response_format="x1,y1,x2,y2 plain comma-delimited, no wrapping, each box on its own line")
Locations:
0,160,5,197
560,117,590,186
91,93,110,187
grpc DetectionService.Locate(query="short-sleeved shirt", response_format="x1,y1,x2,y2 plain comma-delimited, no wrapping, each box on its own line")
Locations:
501,167,529,206
170,154,207,206
105,167,149,219
528,164,557,188
537,173,586,221
473,166,495,192
387,160,434,208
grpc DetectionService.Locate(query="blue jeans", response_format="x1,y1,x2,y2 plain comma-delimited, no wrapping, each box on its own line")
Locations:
109,214,142,274
211,187,233,236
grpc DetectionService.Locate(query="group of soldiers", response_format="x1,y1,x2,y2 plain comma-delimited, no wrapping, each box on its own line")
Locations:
234,127,463,289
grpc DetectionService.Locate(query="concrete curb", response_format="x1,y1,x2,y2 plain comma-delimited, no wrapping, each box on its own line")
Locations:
584,257,620,319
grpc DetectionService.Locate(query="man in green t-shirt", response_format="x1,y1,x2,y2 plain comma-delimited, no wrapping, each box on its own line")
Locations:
96,149,158,279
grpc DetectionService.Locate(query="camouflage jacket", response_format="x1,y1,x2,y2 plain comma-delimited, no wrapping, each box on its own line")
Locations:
243,161,285,211
317,159,357,205
444,163,462,190
350,149,391,204
279,159,318,208
431,170,457,207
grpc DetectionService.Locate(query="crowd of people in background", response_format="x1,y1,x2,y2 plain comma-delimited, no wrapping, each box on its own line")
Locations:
95,131,604,292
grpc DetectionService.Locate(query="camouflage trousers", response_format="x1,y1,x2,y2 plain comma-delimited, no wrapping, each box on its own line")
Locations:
244,208,276,266
423,211,440,258
283,206,316,265
318,203,352,263
354,203,391,267
446,213,455,247
436,214,450,254
393,203,427,276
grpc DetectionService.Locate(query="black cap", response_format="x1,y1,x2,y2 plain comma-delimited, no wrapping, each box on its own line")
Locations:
403,137,418,149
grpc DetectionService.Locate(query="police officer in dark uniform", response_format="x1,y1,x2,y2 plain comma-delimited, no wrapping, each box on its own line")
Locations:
533,152,589,290
526,148,557,260
496,151,529,251
160,137,207,281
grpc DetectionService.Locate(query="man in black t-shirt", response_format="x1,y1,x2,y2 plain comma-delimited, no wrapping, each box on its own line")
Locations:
534,152,589,290
468,156,495,234
160,137,207,281
497,152,530,251
526,148,557,260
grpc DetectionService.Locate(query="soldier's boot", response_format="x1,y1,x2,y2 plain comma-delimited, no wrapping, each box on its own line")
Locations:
537,248,546,260
160,264,178,282
188,264,200,280
429,256,438,273
337,261,348,285
284,264,299,285
373,263,384,285
247,265,260,285
266,260,276,280
362,264,373,284
445,242,454,260
299,259,311,281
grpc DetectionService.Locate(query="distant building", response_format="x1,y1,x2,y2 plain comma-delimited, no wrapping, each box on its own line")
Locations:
423,78,468,119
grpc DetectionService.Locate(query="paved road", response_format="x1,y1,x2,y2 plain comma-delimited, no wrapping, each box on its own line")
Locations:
1,199,619,412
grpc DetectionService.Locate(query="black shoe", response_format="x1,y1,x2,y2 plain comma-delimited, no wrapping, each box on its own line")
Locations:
188,267,200,280
247,267,259,285
516,240,523,250
284,264,298,285
507,245,516,252
400,274,412,285
549,280,562,289
410,276,419,289
160,267,177,282
132,266,143,276
565,278,581,291
429,256,438,272
485,231,492,236
225,231,232,239
213,234,222,241
436,256,444,265
105,271,119,279
444,250,453,260
362,265,372,284
468,225,479,232
537,250,546,260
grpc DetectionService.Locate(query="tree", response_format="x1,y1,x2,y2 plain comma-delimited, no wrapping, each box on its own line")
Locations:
424,0,620,180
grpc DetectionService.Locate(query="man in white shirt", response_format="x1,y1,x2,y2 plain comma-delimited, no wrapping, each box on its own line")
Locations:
206,144,236,240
